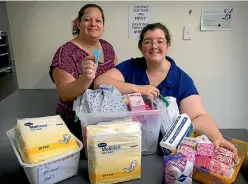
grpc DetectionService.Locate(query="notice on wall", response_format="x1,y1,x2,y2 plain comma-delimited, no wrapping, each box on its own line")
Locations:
201,6,233,31
128,4,151,38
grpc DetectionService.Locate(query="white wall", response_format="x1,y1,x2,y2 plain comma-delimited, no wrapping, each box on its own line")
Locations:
6,1,248,129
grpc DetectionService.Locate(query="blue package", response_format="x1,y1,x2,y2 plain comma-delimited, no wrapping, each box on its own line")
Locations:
93,49,102,64
161,124,194,156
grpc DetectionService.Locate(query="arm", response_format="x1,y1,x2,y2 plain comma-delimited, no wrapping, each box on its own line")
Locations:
179,95,223,141
180,95,237,155
114,54,118,65
94,68,138,94
53,68,93,101
177,73,222,139
94,58,160,97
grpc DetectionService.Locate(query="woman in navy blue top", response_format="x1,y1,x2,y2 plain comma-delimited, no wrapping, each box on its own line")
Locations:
94,23,237,156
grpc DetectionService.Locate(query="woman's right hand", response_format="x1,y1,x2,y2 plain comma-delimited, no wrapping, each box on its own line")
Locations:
81,55,97,80
136,85,160,98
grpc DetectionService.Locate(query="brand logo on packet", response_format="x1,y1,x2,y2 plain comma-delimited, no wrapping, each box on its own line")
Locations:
98,143,107,147
24,122,48,131
177,174,187,182
101,144,121,154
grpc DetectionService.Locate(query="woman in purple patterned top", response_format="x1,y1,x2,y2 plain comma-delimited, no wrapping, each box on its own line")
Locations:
49,4,117,140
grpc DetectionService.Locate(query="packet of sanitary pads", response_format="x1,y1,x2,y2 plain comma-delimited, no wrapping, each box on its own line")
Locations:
14,115,79,164
160,113,193,156
87,120,142,184
163,152,194,184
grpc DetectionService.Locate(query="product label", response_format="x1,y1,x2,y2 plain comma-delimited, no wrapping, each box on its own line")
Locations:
101,145,121,154
38,154,76,184
24,122,48,131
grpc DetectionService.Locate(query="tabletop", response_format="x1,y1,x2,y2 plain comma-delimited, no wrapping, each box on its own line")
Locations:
0,91,247,184
1,119,248,184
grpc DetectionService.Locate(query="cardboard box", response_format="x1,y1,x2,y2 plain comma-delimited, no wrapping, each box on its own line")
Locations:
127,93,145,111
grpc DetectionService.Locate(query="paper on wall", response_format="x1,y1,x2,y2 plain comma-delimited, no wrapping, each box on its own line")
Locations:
201,6,233,31
128,4,151,39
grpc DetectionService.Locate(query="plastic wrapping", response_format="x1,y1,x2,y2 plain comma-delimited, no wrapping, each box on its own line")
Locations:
156,96,180,137
87,120,142,184
163,153,194,184
14,115,79,164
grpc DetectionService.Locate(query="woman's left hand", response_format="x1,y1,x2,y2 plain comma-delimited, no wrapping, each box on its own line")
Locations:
213,137,238,162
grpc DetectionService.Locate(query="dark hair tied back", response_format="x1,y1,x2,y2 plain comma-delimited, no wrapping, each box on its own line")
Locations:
72,4,105,36
138,23,171,50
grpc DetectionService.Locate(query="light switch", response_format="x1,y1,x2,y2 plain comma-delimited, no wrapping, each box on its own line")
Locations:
183,26,192,40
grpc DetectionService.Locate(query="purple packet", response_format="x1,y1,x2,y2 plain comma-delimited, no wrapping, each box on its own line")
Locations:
162,153,194,184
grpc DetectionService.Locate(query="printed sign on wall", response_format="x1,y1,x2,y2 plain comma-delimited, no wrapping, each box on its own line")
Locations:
201,6,233,31
128,4,151,38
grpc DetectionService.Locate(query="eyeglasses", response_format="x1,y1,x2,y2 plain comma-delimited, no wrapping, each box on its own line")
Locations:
142,39,167,47
82,17,103,24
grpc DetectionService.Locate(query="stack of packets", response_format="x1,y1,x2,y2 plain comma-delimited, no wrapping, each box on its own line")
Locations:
86,119,142,184
160,113,195,183
178,135,238,178
160,113,238,183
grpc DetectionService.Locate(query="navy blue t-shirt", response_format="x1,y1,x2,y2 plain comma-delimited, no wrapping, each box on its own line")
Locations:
115,56,199,105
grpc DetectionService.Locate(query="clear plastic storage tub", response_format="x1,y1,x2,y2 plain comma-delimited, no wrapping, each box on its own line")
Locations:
7,128,83,184
76,110,164,157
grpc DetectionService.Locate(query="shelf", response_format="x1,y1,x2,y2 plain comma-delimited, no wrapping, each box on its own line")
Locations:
0,31,12,73
0,66,12,73
0,53,8,57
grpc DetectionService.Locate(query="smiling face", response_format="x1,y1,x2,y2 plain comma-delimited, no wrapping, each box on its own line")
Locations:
77,7,104,39
140,28,168,65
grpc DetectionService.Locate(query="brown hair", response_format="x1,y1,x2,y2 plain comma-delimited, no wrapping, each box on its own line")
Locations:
72,4,105,36
138,23,171,50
